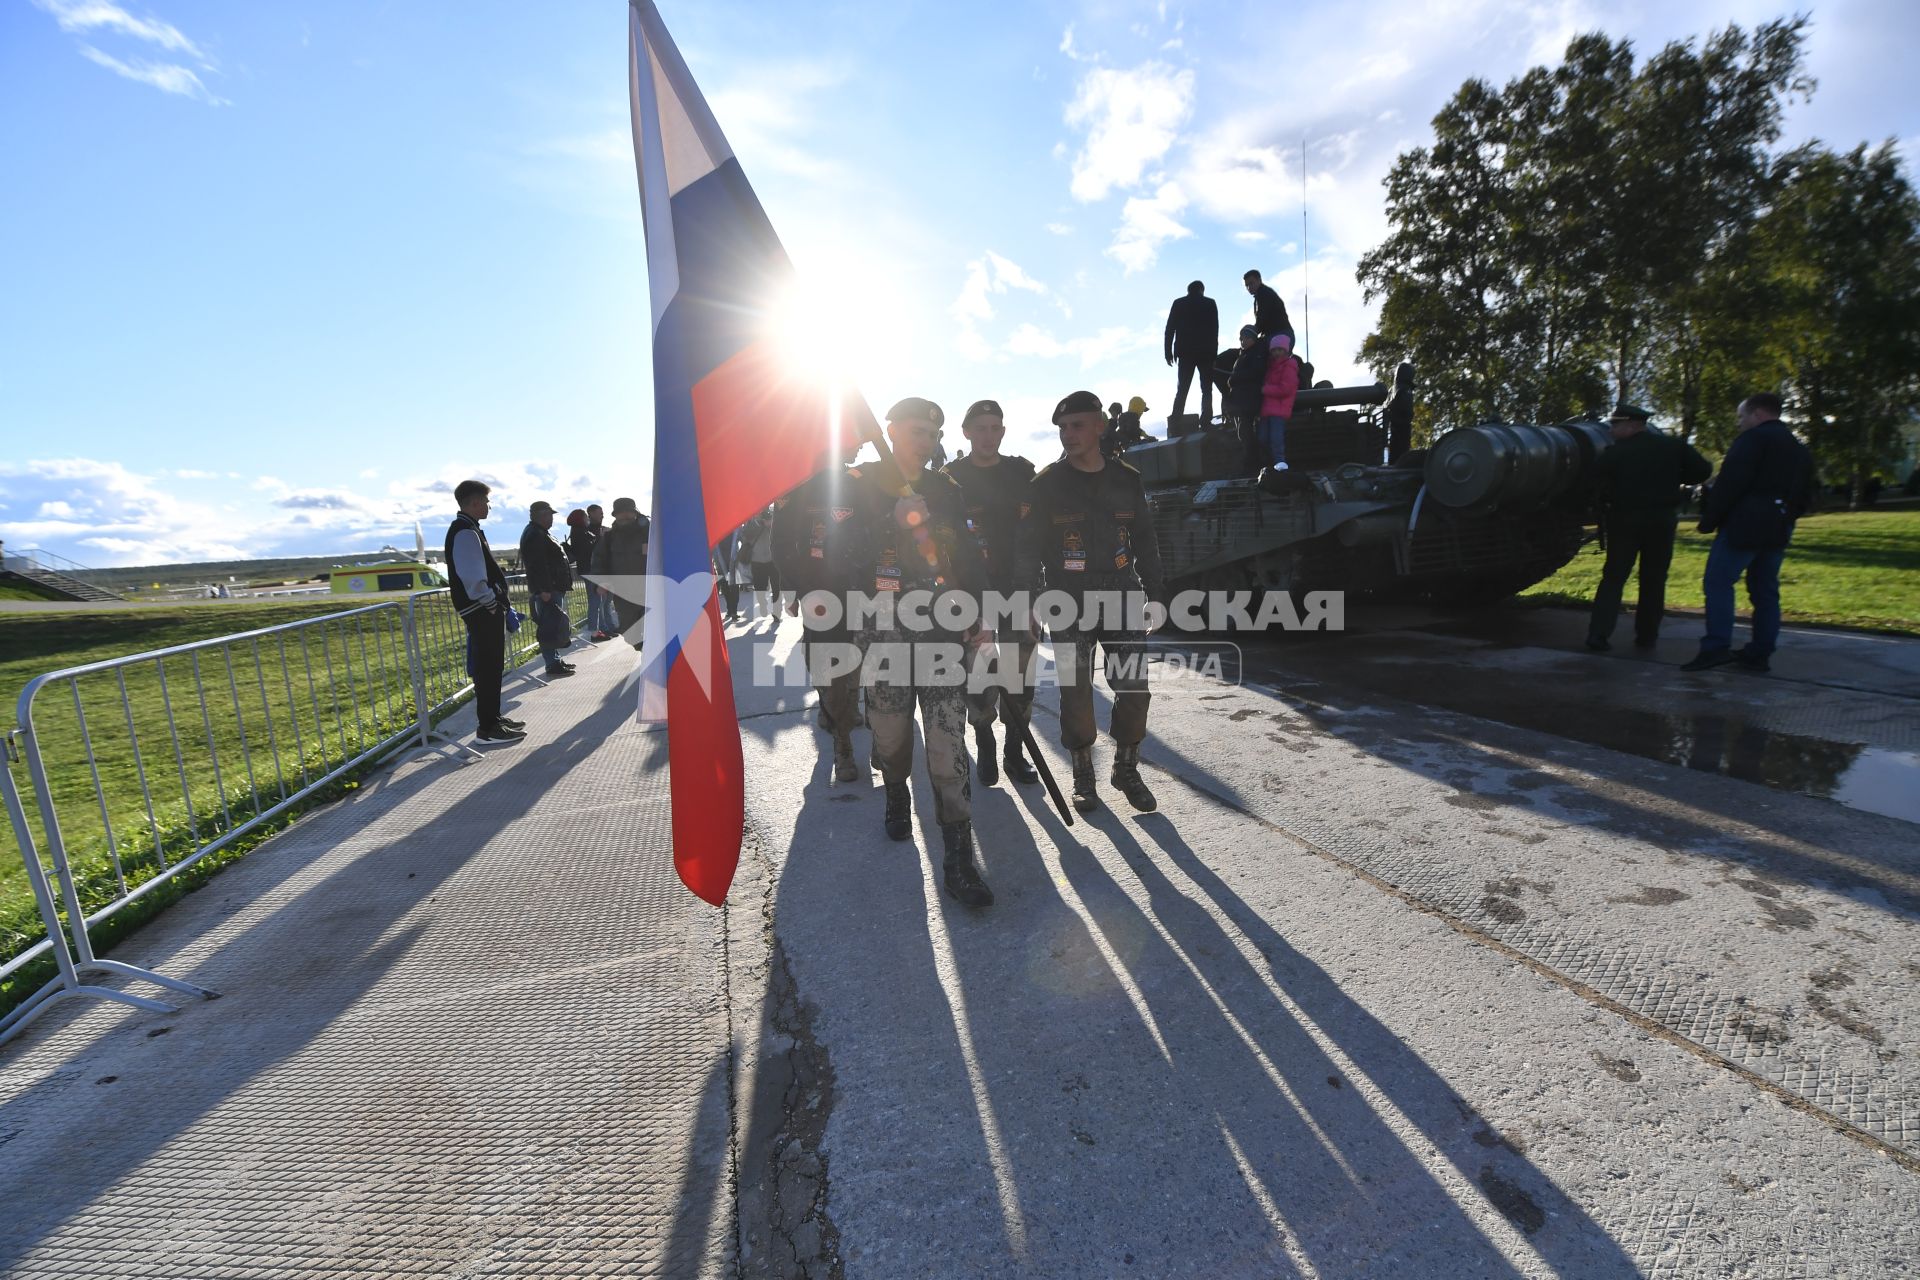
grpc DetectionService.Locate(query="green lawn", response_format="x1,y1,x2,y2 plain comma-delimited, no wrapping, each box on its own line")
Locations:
1519,508,1920,635
1,590,580,1011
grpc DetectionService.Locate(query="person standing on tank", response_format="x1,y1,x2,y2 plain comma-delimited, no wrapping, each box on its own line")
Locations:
1164,280,1219,432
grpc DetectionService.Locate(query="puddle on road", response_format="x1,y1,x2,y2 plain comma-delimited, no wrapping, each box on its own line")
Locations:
1578,706,1920,825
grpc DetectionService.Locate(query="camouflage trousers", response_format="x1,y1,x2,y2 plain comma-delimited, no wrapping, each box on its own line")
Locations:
860,628,972,825
966,637,1037,735
1054,625,1151,751
803,630,862,739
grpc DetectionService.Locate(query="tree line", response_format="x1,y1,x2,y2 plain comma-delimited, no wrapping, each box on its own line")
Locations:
1355,17,1920,503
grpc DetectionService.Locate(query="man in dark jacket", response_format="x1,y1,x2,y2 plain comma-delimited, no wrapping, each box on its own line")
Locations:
446,479,523,742
1224,325,1269,476
1682,392,1816,673
519,501,576,678
583,503,614,639
1164,281,1219,430
1243,269,1292,341
564,509,606,642
1585,404,1713,652
591,497,651,648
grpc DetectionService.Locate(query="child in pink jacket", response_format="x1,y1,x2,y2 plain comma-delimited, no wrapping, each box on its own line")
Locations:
1259,333,1299,470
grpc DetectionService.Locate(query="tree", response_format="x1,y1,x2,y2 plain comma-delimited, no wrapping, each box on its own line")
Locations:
1357,19,1813,437
1758,143,1920,505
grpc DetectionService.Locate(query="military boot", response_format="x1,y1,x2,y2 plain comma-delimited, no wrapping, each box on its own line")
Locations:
940,821,994,907
832,733,859,783
1110,742,1158,812
974,723,998,786
1070,747,1101,814
1002,735,1039,785
883,779,912,840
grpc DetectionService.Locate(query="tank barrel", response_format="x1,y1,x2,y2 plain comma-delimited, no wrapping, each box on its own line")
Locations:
1423,421,1612,512
1293,383,1389,411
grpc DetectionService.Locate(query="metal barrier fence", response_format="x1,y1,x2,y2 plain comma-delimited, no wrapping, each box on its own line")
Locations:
0,579,597,1045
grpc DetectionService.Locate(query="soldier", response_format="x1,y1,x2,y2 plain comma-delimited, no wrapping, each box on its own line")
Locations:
943,399,1039,788
836,397,996,907
1585,403,1713,652
1017,390,1165,814
775,445,864,781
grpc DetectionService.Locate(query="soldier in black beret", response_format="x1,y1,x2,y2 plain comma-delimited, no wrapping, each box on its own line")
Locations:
1015,390,1165,813
944,399,1040,788
1586,402,1713,652
833,396,997,906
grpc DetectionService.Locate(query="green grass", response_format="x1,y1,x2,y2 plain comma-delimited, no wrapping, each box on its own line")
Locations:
0,579,67,603
1,589,581,1013
1518,508,1920,635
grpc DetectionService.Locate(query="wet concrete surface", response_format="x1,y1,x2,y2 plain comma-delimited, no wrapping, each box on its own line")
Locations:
1189,602,1920,826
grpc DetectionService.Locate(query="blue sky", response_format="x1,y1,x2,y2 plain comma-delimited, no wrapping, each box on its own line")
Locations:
3,0,1915,567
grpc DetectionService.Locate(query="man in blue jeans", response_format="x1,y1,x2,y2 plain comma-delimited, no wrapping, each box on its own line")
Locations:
1681,392,1816,674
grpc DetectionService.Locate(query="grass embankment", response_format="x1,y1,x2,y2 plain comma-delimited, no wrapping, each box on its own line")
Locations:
1518,508,1920,636
0,591,574,1013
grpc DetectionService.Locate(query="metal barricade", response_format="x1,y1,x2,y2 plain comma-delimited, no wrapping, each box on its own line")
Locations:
0,576,601,1046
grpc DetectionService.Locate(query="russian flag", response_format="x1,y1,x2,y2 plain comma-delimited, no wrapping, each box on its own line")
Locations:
628,0,874,905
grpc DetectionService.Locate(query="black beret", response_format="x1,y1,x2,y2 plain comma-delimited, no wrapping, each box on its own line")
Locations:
1051,390,1105,424
886,396,944,427
961,399,1004,428
1609,402,1652,421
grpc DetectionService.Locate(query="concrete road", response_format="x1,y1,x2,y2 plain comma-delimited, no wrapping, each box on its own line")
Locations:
730,601,1920,1277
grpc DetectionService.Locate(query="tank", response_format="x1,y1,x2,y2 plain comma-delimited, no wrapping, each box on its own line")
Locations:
1132,373,1610,604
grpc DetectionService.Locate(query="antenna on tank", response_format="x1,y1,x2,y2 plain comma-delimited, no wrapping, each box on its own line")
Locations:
1301,137,1310,365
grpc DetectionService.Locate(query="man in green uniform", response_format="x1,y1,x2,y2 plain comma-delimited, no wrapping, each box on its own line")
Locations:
1586,402,1713,651
944,399,1040,788
1017,390,1165,814
775,447,863,781
836,397,996,907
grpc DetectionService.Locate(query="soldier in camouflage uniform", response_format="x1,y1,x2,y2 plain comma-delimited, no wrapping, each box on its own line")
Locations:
835,397,996,907
1017,389,1165,814
943,399,1040,789
774,447,864,781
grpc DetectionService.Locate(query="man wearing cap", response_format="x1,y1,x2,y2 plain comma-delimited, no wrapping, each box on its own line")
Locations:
944,399,1040,789
446,479,524,743
1102,396,1153,457
836,396,996,907
775,441,865,780
1017,390,1165,814
1585,403,1713,653
520,500,577,678
591,497,651,648
1165,280,1219,432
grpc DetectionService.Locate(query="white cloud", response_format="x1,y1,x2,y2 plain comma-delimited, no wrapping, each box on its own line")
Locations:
1059,24,1099,63
1063,62,1194,202
1106,181,1191,274
33,0,207,60
1233,230,1268,244
1045,222,1074,236
951,251,1072,360
76,43,227,104
1003,323,1158,370
1182,134,1295,221
172,468,219,480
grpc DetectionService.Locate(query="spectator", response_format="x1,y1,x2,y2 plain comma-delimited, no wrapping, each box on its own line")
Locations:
591,497,651,648
1164,280,1219,431
1102,396,1152,456
1682,392,1817,674
1258,332,1300,472
519,501,576,679
563,508,607,642
713,526,743,623
742,506,781,617
584,503,615,639
1224,325,1269,476
1243,269,1293,341
445,480,523,743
